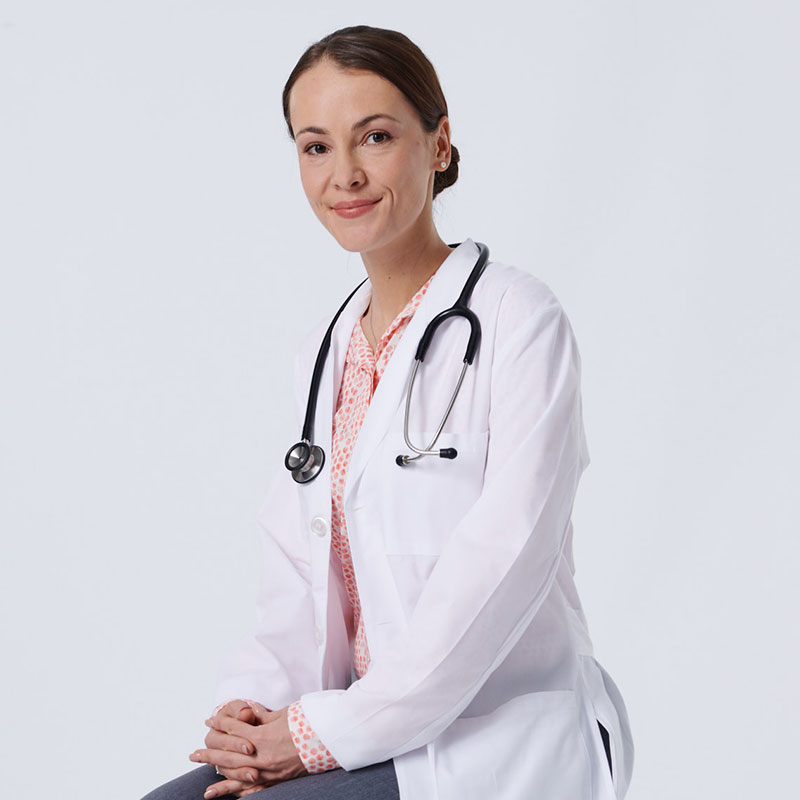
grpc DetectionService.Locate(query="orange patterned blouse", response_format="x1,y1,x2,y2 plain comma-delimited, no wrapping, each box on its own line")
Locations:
286,276,433,773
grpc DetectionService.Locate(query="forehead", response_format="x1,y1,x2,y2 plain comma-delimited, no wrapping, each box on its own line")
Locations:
288,59,415,132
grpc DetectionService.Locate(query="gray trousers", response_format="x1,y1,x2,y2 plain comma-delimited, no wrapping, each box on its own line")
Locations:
142,762,400,800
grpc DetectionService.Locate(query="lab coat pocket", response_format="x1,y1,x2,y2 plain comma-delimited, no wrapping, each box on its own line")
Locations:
375,430,489,556
578,654,635,799
431,689,591,800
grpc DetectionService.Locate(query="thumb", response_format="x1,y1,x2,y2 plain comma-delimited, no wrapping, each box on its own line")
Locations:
245,701,274,725
236,706,257,724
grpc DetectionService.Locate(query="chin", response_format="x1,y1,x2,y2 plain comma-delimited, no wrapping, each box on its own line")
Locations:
327,223,387,255
332,235,368,253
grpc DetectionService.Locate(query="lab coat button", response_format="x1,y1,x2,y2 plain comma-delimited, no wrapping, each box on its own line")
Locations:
310,516,329,537
315,625,324,646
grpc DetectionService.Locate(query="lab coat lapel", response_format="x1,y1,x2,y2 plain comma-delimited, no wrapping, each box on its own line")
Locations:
343,239,481,506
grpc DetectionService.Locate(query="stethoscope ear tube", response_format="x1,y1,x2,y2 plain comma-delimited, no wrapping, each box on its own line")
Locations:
299,278,369,445
414,307,482,365
286,278,367,484
413,241,489,364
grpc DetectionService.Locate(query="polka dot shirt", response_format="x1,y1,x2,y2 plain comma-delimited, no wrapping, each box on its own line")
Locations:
287,276,434,773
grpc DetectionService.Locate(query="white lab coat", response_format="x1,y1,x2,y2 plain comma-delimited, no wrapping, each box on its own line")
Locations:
214,239,634,799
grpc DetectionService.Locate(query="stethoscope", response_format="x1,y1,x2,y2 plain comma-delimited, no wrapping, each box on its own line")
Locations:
285,242,490,484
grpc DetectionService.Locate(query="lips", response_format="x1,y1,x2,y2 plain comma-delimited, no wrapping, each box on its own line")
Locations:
331,198,381,218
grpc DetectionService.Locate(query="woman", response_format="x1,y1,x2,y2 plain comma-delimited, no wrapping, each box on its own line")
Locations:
144,24,633,800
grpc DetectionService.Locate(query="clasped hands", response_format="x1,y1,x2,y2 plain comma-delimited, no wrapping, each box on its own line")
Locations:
189,700,308,798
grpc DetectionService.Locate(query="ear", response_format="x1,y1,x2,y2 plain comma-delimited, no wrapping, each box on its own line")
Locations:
432,116,452,167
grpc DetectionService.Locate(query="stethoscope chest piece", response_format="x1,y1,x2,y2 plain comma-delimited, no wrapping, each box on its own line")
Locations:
285,439,326,484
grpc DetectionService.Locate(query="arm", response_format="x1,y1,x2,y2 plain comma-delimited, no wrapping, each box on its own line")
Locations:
298,277,591,768
196,339,326,794
212,337,325,709
211,463,319,709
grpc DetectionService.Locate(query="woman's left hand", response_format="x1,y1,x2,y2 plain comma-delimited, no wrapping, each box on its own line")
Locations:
190,704,308,797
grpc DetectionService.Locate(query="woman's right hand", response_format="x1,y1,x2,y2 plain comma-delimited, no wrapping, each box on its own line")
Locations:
202,701,273,797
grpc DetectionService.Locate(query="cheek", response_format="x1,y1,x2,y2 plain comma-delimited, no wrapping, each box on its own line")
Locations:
397,167,433,213
298,171,314,202
385,152,431,209
298,163,323,207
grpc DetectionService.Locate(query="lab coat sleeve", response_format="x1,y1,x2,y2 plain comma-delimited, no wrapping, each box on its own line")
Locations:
299,274,591,768
212,343,323,710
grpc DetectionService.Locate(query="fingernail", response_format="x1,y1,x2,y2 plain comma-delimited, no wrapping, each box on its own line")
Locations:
245,771,256,782
204,791,216,799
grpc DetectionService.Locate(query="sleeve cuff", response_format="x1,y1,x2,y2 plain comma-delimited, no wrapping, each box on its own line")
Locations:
287,700,340,774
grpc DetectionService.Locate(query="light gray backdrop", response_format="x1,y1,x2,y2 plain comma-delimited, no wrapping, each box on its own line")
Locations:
1,1,797,798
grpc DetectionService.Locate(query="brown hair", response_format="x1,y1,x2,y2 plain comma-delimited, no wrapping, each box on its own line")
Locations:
282,25,460,199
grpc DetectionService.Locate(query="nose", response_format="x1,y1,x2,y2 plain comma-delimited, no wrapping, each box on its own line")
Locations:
332,150,365,191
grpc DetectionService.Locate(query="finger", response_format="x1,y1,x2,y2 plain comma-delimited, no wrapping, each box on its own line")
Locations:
217,699,252,719
206,710,255,733
244,701,273,725
212,765,263,784
207,700,254,731
216,764,274,786
207,702,272,732
238,783,276,797
204,729,255,756
205,715,267,740
206,775,275,799
189,747,256,770
203,778,248,799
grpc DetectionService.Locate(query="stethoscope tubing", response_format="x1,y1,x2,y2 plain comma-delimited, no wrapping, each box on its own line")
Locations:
300,277,368,445
398,359,469,462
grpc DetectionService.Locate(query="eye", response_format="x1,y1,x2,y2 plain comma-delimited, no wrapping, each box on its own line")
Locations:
365,131,392,145
303,143,329,156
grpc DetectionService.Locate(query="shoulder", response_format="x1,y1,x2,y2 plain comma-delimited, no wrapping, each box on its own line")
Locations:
475,258,574,342
470,256,584,389
474,258,565,320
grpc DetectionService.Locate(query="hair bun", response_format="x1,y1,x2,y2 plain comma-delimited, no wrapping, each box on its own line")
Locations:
434,143,460,198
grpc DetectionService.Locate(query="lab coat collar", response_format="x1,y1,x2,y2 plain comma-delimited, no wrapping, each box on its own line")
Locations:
325,238,481,507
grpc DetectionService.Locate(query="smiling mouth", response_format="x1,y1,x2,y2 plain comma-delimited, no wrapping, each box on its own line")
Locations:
332,198,381,218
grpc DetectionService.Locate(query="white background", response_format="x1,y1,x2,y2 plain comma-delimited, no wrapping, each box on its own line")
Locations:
1,1,798,798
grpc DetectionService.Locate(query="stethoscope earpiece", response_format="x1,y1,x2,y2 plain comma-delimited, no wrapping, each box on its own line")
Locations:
396,447,458,467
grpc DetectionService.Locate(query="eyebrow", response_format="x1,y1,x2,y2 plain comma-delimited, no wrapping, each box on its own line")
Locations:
294,113,401,138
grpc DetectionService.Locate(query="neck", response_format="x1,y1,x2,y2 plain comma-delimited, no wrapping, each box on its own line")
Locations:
360,217,452,342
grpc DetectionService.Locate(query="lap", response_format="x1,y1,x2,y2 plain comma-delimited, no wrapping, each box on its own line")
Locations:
141,765,218,800
141,761,400,800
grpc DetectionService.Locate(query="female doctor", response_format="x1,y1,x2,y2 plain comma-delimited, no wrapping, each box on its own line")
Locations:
143,24,633,800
